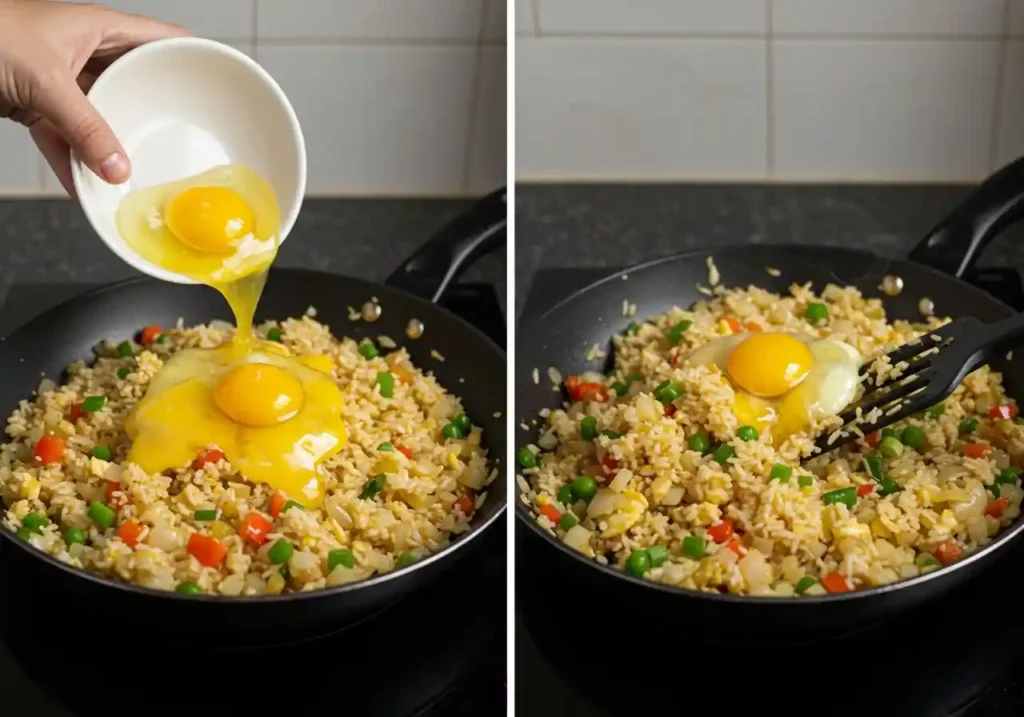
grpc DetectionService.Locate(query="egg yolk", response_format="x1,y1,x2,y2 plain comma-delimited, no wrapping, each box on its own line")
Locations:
725,333,813,398
213,363,305,427
164,186,255,255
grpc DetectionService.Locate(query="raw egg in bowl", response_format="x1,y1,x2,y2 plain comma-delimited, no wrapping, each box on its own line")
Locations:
71,37,305,284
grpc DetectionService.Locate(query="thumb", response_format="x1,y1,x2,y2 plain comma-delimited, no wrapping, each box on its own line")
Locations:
32,73,130,184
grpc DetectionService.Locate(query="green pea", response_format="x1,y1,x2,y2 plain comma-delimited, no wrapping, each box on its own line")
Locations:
682,535,705,559
92,445,112,461
879,436,904,459
360,475,387,500
647,544,669,567
900,426,926,450
804,302,828,322
82,395,106,412
87,501,116,529
396,553,417,569
997,467,1021,485
193,509,217,521
453,413,472,434
156,334,169,344
666,320,693,343
580,416,598,441
266,327,282,342
16,527,33,541
175,581,203,595
442,423,464,440
625,549,651,577
282,500,303,513
625,323,639,336
654,380,683,404
64,528,87,546
688,432,711,453
358,340,379,360
557,485,574,506
571,476,598,501
116,340,134,358
795,577,817,595
878,477,902,496
737,425,758,442
769,464,792,483
711,444,734,465
926,403,945,419
328,548,356,571
610,381,629,396
602,430,623,439
958,418,978,434
377,372,395,398
21,513,47,532
881,427,899,440
378,442,395,452
267,538,294,565
559,513,578,531
915,553,940,571
798,475,814,488
116,367,130,380
823,487,857,508
517,447,538,469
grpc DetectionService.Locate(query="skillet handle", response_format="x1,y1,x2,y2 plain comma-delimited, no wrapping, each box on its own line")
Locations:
908,155,1024,278
385,187,506,303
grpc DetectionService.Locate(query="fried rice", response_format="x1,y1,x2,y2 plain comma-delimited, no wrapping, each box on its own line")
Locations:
1,314,492,596
520,281,1024,597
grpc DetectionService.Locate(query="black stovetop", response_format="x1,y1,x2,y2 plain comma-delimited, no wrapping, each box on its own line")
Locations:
516,267,1024,717
0,278,506,717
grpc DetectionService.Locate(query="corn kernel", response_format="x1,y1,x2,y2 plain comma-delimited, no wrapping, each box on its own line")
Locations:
718,319,733,335
210,520,234,540
266,571,285,595
870,517,892,538
446,452,460,470
19,475,40,500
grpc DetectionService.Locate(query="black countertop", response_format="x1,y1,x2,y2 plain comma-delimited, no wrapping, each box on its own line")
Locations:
0,197,506,318
514,182,1024,319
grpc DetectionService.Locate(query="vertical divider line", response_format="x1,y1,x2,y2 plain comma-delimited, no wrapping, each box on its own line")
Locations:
504,1,516,712
988,0,1012,172
461,3,490,192
531,0,542,37
765,0,775,180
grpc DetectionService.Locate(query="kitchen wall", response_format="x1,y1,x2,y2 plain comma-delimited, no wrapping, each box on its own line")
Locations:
0,0,506,197
516,0,1024,183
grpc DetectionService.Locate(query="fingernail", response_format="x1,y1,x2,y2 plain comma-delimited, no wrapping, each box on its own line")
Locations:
99,152,130,183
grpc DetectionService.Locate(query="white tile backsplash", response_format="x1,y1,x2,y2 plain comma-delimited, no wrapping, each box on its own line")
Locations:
773,40,1001,180
539,0,766,35
66,0,253,40
0,124,41,194
517,39,766,179
2,1,498,197
469,47,507,191
995,41,1024,167
773,0,1006,37
260,46,477,194
516,0,1024,182
256,0,483,42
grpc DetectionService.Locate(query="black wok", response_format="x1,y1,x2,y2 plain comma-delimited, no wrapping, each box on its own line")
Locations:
515,158,1024,639
0,188,507,646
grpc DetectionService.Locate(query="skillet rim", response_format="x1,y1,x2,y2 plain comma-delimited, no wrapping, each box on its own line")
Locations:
514,243,1024,605
0,267,507,604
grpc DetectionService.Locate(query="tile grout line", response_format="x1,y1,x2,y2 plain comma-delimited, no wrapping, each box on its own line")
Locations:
516,31,1018,43
531,0,542,36
250,0,259,60
988,0,1012,172
460,3,489,193
765,0,775,180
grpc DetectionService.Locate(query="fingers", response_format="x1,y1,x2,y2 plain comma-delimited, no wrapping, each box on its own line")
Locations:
30,70,130,184
30,120,76,198
93,5,191,56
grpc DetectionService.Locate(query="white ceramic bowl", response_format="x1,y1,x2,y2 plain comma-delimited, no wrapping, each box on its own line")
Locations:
72,37,306,284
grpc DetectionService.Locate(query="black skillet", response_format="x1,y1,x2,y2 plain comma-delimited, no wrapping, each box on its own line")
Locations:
516,158,1024,640
0,187,506,646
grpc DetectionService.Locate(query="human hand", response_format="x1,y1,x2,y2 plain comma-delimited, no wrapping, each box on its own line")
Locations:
0,0,189,196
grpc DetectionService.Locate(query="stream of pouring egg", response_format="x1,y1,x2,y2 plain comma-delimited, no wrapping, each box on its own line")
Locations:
114,165,347,506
